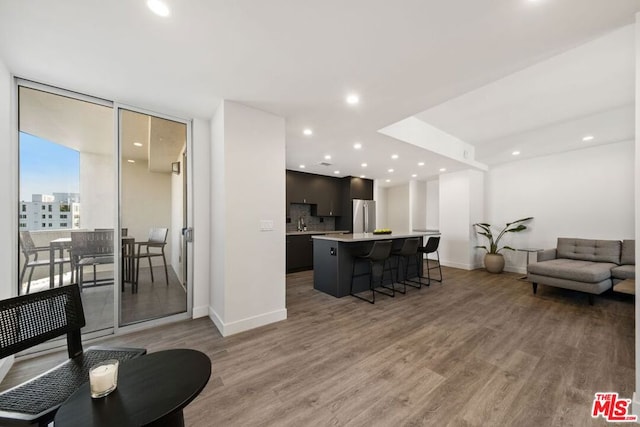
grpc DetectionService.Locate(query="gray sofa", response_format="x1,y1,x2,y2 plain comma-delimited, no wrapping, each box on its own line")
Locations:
527,238,635,304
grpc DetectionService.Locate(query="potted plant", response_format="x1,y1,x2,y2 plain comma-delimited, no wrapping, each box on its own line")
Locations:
473,217,533,273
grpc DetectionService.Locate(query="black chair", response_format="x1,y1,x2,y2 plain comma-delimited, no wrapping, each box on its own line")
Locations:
19,231,71,294
0,284,145,426
349,240,395,304
391,237,423,293
71,231,115,290
418,236,443,285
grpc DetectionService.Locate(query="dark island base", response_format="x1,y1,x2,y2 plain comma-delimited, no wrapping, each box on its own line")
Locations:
313,238,423,297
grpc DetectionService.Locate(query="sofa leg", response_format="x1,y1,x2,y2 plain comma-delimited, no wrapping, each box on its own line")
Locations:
588,294,594,305
532,283,538,294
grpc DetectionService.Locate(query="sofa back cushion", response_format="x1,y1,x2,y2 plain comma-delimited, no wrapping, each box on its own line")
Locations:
557,238,621,264
621,240,635,265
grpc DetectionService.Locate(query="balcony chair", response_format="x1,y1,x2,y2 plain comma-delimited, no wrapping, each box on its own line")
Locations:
71,230,115,290
19,231,71,294
133,227,169,293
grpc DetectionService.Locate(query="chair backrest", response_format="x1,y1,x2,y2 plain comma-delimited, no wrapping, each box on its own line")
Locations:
148,228,168,245
71,231,114,258
423,236,441,254
366,240,393,262
95,228,128,237
0,284,86,359
18,231,37,257
398,238,421,256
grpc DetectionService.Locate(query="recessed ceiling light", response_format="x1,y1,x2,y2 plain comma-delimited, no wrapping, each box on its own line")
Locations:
361,163,367,167
353,143,362,149
346,94,359,105
334,170,340,174
385,179,391,183
418,162,425,166
391,154,399,160
388,168,394,173
411,174,417,178
133,142,143,147
439,168,446,172
303,128,313,136
324,154,331,160
127,159,135,163
512,151,520,156
299,164,306,169
582,135,594,142
360,175,366,178
147,0,170,17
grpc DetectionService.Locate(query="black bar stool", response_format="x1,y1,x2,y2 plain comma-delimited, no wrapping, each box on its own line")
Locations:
417,236,442,285
349,240,394,304
391,237,422,293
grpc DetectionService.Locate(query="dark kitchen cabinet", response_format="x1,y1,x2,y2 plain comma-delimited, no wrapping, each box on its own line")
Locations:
335,176,374,232
286,170,343,217
286,234,314,273
286,170,317,205
313,176,342,217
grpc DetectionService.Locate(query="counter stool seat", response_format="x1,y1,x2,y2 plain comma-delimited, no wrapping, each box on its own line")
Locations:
417,236,443,285
391,237,423,293
350,240,395,304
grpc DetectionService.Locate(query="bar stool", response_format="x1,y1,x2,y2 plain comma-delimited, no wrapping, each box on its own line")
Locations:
417,236,442,285
349,240,394,304
391,237,422,293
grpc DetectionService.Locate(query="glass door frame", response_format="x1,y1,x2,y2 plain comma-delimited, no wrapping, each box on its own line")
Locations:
13,78,194,344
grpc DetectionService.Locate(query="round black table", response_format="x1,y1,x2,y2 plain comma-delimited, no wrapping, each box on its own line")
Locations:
54,349,211,427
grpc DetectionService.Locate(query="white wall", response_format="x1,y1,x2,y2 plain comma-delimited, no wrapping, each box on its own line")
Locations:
387,184,411,232
373,180,388,229
191,118,211,319
410,180,427,230
170,149,184,282
210,101,286,336
80,152,115,230
635,11,640,415
426,179,439,230
439,170,484,269
0,58,15,380
121,159,172,267
486,140,634,273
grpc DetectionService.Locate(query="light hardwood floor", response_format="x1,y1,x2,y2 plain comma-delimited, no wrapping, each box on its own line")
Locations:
1,267,634,426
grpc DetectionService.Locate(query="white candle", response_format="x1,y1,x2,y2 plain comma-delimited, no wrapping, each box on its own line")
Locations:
90,360,119,398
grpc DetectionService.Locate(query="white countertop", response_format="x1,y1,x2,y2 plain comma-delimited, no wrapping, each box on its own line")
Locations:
312,231,440,242
286,230,350,236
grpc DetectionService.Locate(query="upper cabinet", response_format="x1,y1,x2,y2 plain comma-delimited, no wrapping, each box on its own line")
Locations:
286,170,343,217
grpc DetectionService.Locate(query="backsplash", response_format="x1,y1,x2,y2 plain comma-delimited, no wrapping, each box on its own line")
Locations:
287,204,336,232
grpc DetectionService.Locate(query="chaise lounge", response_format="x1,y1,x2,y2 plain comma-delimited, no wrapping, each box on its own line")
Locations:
527,238,635,304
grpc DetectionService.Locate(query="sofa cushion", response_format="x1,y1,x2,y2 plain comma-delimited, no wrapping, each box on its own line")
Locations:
528,259,615,283
611,264,635,280
556,238,621,264
621,240,635,265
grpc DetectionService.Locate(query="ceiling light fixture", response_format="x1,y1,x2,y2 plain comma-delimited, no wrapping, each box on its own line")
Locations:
360,175,366,178
512,151,520,156
388,168,394,173
418,162,425,166
127,159,135,163
346,94,359,105
411,174,417,178
324,155,331,160
353,143,362,149
385,179,391,183
299,164,305,169
582,135,594,142
303,128,313,136
133,142,143,147
391,154,399,159
147,0,170,17
334,170,340,175
439,168,446,172
361,163,367,167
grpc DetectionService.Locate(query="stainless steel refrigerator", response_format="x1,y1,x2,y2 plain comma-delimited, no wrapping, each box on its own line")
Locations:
353,199,376,233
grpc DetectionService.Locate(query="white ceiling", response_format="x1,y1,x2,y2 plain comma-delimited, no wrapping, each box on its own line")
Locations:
1,0,639,186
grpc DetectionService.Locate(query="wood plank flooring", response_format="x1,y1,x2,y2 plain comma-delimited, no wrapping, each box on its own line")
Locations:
1,267,634,426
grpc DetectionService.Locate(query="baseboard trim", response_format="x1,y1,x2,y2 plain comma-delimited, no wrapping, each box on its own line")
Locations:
192,305,209,319
0,356,14,383
440,260,473,270
209,307,287,337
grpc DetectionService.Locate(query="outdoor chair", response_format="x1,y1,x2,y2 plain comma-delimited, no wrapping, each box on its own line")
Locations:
19,231,71,294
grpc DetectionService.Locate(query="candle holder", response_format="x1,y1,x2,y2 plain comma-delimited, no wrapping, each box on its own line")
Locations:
89,359,119,398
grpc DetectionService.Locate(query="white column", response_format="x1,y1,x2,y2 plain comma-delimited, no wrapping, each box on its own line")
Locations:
633,12,640,419
210,101,287,336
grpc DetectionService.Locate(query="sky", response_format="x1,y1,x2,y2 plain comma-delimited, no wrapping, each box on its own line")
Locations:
19,132,80,201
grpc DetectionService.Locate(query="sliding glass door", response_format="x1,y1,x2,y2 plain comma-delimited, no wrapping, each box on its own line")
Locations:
16,80,190,341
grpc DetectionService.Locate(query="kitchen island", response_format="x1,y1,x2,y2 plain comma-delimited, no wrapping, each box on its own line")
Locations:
312,231,440,297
